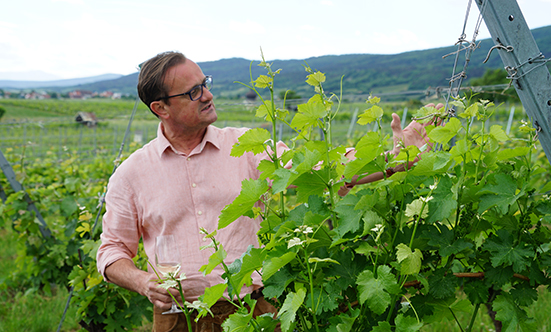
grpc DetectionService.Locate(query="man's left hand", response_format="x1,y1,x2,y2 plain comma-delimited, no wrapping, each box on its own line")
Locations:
389,103,444,158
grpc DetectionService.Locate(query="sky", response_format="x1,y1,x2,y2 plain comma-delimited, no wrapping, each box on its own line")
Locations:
2,0,551,81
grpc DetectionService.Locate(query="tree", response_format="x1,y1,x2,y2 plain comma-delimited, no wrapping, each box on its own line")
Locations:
278,89,301,100
469,68,519,103
0,106,6,121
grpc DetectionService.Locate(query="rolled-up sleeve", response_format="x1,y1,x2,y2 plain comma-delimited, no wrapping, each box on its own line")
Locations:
96,169,141,280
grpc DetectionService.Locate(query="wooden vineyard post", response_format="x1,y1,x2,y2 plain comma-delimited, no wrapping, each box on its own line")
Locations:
475,0,551,164
0,148,51,238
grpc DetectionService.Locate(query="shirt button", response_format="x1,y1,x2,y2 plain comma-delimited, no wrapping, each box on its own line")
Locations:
187,157,191,161
197,211,203,215
192,183,197,188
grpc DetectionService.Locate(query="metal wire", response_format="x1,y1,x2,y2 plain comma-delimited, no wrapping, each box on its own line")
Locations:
56,95,141,332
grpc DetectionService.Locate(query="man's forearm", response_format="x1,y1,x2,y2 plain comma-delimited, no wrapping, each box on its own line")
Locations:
104,258,151,296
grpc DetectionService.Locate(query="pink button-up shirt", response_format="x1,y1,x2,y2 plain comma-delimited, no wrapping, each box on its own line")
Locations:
97,124,276,301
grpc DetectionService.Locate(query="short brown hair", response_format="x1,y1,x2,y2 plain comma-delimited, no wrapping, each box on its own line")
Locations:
137,51,187,116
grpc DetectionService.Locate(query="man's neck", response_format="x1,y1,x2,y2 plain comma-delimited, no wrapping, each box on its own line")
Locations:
161,123,209,155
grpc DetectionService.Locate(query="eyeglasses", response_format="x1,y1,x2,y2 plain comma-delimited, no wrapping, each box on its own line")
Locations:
158,75,213,101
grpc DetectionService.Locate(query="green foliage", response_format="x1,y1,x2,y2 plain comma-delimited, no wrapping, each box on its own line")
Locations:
0,148,152,331
469,68,520,103
191,57,551,332
279,89,302,100
0,105,5,120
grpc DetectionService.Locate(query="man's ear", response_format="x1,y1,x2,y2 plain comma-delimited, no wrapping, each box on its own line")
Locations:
150,101,169,119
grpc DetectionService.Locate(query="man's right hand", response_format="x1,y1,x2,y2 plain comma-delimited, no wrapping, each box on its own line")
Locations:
104,259,183,310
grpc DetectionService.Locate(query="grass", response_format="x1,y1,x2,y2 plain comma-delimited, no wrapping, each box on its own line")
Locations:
0,228,81,331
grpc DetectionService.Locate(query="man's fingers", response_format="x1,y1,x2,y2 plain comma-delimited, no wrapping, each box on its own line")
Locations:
390,113,402,138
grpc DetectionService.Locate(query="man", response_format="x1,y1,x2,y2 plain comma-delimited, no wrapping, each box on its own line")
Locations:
96,50,439,331
96,51,280,331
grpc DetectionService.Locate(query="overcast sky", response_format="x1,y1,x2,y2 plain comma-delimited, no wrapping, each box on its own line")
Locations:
2,0,551,80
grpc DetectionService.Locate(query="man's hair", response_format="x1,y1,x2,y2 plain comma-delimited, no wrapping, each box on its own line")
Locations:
137,51,187,116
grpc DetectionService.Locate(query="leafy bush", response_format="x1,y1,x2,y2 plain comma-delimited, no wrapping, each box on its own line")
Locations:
0,150,152,331
188,57,551,332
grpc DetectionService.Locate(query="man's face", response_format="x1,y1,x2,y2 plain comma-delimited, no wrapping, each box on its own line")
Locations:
159,60,217,133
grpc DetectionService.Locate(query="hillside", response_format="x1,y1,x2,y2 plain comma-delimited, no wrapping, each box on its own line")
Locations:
4,25,551,99
0,74,122,89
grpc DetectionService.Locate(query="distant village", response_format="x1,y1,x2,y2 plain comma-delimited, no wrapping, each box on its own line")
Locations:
0,89,124,100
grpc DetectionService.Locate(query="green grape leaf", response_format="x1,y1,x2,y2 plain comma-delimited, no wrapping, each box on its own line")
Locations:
484,265,515,288
405,199,428,218
221,306,254,332
362,210,384,237
231,128,271,157
483,229,533,273
427,176,456,223
270,168,293,195
263,251,296,281
218,179,269,229
255,103,274,120
198,283,227,314
294,148,323,174
333,194,363,239
262,268,294,299
199,244,227,276
326,307,360,332
409,151,452,176
306,71,326,86
458,103,479,119
254,75,273,89
356,265,400,315
396,243,423,275
427,117,462,145
429,270,458,299
449,138,470,158
60,197,78,217
497,146,532,161
293,171,327,203
510,285,538,307
489,125,509,142
463,279,489,305
357,105,383,125
254,314,279,332
226,247,265,297
290,95,326,131
478,173,524,215
279,288,306,332
493,293,537,332
257,159,276,180
395,314,423,332
371,321,392,332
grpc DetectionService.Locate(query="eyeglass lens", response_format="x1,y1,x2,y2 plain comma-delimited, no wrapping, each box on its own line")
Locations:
190,76,212,101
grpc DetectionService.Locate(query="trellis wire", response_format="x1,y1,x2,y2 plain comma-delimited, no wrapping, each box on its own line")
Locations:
443,0,488,110
56,96,141,332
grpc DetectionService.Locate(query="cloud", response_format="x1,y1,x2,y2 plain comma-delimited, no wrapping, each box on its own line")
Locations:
229,20,266,35
51,0,85,4
370,29,432,53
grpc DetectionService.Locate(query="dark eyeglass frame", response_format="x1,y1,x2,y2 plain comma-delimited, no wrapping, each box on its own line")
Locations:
157,75,213,102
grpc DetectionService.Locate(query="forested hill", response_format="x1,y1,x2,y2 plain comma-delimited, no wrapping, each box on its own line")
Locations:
68,25,551,98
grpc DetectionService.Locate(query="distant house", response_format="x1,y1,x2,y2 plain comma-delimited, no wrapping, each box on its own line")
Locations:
69,90,94,99
24,91,50,100
75,112,98,126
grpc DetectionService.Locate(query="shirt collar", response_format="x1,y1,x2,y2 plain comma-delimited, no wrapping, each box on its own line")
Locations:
155,123,221,157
